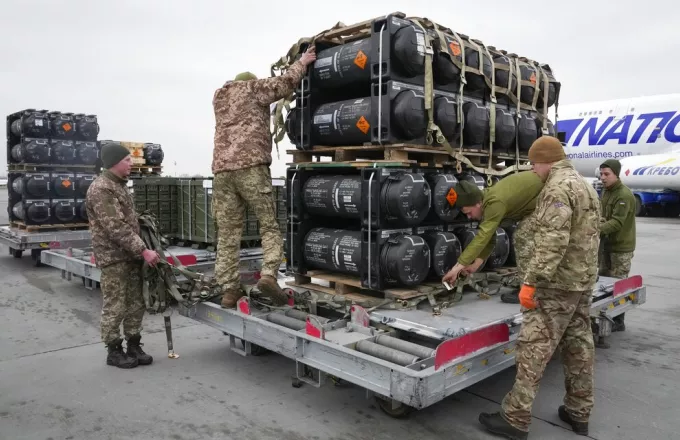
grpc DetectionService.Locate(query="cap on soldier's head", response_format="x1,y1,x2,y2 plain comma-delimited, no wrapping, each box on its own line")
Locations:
528,136,566,164
453,181,484,208
234,72,257,81
100,141,131,169
600,159,621,177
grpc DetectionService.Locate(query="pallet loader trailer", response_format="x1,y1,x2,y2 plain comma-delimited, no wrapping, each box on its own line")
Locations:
38,245,646,418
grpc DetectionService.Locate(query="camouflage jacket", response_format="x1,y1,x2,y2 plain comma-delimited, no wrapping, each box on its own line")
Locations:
524,160,601,292
86,170,146,268
211,60,307,174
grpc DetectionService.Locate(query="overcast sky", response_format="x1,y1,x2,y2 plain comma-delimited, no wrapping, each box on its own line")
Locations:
1,0,677,177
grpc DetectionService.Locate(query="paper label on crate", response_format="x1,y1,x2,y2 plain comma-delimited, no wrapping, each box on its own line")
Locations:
202,180,213,188
316,56,332,68
416,32,426,55
313,114,333,125
380,228,412,238
34,119,43,127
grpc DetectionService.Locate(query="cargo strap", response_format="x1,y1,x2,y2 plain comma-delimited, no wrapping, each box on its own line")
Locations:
408,17,523,178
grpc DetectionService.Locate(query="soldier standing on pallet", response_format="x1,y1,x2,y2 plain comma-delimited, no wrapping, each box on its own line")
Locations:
479,137,601,439
86,141,160,369
211,46,317,308
441,170,544,303
598,159,636,335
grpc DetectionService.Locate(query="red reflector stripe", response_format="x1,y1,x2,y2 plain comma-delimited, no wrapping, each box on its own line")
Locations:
613,275,643,297
166,254,197,266
434,323,510,371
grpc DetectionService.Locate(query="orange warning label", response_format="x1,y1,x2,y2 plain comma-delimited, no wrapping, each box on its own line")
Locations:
62,180,71,188
354,50,367,69
446,188,458,206
62,123,72,132
131,148,143,157
356,116,370,134
529,72,536,85
448,42,462,57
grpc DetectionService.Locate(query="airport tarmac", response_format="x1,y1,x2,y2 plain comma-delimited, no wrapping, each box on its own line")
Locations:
0,199,678,440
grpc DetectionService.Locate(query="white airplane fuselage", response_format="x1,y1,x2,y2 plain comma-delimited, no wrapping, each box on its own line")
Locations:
556,93,680,183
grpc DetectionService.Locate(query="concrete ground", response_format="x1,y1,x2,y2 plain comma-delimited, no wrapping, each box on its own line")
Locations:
1,199,679,440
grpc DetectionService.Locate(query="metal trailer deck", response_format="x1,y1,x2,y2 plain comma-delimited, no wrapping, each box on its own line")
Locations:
37,246,647,417
39,246,269,289
178,274,646,417
0,225,92,266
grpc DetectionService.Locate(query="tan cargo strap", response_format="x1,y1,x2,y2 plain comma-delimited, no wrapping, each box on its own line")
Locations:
534,63,552,136
513,56,523,169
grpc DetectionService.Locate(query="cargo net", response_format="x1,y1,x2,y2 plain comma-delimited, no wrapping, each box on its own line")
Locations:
270,12,561,179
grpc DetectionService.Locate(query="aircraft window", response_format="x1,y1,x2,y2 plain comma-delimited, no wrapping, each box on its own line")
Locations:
630,108,635,112
599,111,602,114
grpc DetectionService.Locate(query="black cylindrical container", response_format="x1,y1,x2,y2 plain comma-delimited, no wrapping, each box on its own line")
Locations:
49,112,75,139
76,201,89,222
462,101,489,149
12,174,49,198
459,173,485,190
144,143,164,166
11,139,50,163
312,38,373,88
422,231,462,277
495,108,516,153
380,234,431,286
379,172,431,226
426,173,460,222
11,111,50,138
391,90,427,140
311,98,372,146
486,227,510,269
303,228,362,275
13,201,50,224
504,223,517,266
52,200,76,223
302,176,362,219
75,175,95,198
517,112,538,153
52,174,75,198
433,95,459,142
74,114,99,140
51,140,76,164
75,141,99,165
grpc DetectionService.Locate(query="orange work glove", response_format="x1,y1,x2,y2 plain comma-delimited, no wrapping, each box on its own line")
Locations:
519,285,537,309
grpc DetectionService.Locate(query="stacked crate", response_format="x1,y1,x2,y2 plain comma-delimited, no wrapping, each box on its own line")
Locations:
101,140,165,176
6,109,100,231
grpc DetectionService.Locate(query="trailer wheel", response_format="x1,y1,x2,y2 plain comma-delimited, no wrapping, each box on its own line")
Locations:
241,340,268,356
634,195,645,217
31,249,42,267
374,396,414,419
11,249,22,258
664,203,680,218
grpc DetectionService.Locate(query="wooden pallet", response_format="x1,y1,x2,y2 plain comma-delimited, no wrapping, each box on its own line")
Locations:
287,144,527,169
286,269,444,302
10,221,89,232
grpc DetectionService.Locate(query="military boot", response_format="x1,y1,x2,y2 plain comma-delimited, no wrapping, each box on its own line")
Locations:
221,287,245,308
106,337,138,369
126,334,153,365
478,412,528,440
256,275,288,306
558,405,589,436
501,290,520,304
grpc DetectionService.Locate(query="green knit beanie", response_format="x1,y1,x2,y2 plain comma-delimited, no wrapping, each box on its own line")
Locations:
234,72,257,81
100,141,130,169
453,181,484,207
600,159,621,177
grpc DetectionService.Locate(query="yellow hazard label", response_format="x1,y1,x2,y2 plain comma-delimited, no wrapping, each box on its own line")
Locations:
356,116,370,134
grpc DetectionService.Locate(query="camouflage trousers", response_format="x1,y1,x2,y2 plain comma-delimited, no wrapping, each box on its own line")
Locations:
100,261,145,345
213,165,283,291
501,288,595,431
599,250,634,278
513,215,536,283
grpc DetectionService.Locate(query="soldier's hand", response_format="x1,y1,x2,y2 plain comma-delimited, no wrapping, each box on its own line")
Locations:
142,249,161,267
300,46,317,66
466,258,485,274
443,263,464,284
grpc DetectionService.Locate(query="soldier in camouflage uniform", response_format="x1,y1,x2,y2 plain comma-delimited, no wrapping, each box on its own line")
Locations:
442,172,544,304
598,159,636,334
86,142,160,369
211,46,317,308
479,137,600,439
